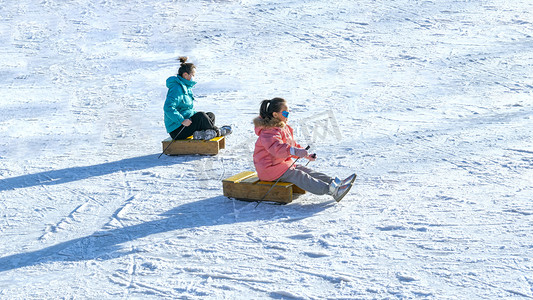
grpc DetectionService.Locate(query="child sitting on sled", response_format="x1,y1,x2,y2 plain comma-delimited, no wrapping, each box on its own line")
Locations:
164,57,232,140
253,97,356,202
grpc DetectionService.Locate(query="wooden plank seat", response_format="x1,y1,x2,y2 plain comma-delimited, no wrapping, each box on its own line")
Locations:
222,171,306,204
161,136,225,155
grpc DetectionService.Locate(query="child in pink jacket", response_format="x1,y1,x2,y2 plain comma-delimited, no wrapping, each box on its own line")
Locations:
253,97,356,202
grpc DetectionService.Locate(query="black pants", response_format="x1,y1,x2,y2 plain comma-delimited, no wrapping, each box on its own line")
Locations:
169,112,218,140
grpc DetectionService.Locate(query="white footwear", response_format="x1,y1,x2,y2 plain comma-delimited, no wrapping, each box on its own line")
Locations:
219,125,232,136
332,182,354,202
341,173,356,186
329,179,340,195
329,174,356,202
193,129,217,140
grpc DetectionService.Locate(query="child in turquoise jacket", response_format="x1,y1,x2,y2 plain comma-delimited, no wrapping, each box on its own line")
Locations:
164,57,231,140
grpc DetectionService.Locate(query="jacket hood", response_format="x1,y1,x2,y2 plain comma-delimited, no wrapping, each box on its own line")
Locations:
253,116,286,135
166,75,197,89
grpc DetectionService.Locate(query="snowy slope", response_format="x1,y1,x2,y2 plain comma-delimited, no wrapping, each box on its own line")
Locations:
1,0,532,298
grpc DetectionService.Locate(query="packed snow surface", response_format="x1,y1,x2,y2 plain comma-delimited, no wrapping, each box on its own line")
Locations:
1,0,532,298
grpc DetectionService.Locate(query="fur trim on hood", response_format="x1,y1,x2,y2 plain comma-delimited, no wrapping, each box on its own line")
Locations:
253,116,286,129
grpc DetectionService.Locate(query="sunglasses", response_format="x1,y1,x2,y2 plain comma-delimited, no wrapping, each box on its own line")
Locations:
281,111,290,118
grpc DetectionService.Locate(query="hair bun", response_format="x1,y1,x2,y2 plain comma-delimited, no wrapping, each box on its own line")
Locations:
178,56,188,65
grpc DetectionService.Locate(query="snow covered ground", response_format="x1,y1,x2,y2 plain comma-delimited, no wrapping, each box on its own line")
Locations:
1,0,532,298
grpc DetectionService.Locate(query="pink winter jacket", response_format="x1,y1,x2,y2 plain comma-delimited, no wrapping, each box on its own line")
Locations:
253,117,302,181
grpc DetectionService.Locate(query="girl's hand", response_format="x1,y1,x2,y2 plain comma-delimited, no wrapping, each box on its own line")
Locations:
292,147,309,158
306,153,316,161
182,119,192,127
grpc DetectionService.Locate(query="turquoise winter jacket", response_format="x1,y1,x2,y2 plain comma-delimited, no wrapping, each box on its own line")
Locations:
164,75,197,133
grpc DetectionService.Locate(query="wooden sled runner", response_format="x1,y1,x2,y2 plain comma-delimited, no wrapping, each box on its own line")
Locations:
222,171,305,204
161,136,225,156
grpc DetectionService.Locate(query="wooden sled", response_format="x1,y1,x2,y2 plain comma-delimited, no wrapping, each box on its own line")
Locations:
222,171,305,204
161,136,225,156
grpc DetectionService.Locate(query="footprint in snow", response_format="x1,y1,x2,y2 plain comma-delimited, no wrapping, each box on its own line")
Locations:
287,233,314,240
396,272,419,282
376,225,406,231
303,251,329,258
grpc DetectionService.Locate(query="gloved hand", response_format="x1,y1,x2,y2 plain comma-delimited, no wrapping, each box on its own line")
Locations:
291,147,309,158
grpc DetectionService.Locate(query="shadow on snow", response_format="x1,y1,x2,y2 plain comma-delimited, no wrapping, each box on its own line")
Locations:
0,195,333,273
0,154,202,192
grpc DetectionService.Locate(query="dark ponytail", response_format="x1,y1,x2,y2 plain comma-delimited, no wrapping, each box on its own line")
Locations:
259,97,286,120
177,56,195,77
